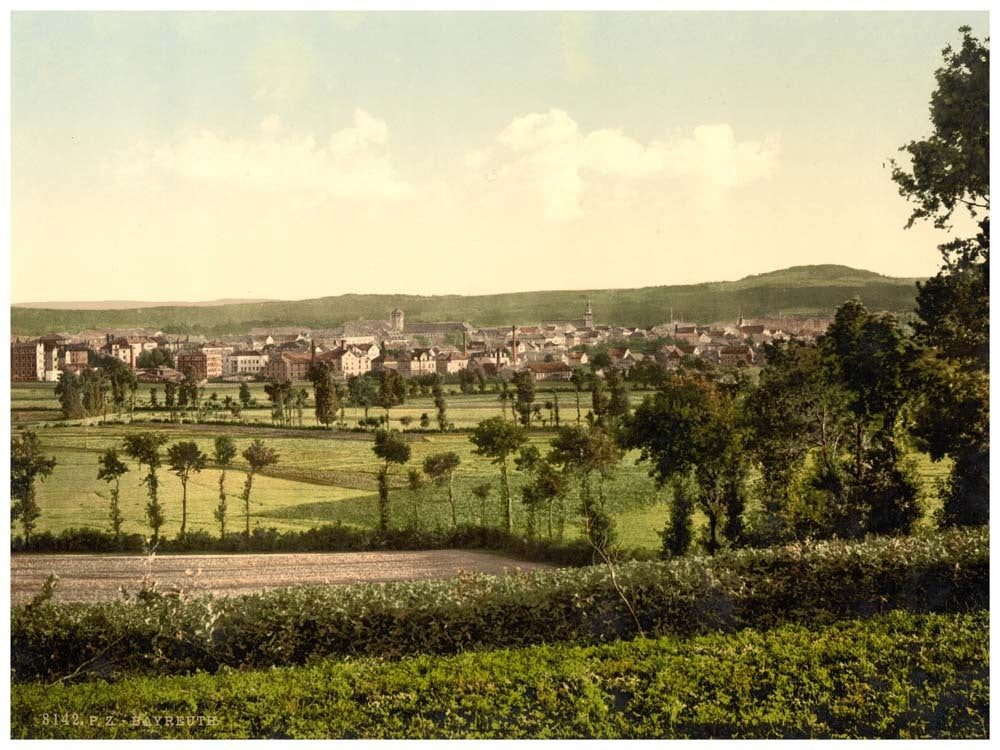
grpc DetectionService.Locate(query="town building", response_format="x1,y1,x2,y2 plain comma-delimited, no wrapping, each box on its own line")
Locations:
11,340,44,382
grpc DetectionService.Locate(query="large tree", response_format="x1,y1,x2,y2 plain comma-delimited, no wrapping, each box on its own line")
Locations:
122,432,169,543
213,435,237,540
166,441,207,540
469,416,527,532
308,362,340,428
11,430,56,545
891,27,989,527
241,439,279,538
423,451,461,527
97,448,129,541
372,429,411,532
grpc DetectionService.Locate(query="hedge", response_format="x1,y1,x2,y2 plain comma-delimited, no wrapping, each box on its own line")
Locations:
11,527,987,683
11,524,639,567
11,610,989,739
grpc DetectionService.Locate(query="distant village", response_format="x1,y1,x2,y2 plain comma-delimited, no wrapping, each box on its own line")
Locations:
10,302,834,385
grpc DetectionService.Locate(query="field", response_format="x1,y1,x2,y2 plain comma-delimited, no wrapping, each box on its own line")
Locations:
10,550,552,604
12,382,952,550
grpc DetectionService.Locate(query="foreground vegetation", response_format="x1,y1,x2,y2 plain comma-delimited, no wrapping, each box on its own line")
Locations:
12,527,986,683
12,609,987,739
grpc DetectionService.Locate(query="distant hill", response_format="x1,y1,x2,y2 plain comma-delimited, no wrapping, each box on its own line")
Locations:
9,265,921,337
11,298,275,310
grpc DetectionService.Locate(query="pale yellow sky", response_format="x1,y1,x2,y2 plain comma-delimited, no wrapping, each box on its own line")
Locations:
11,12,983,303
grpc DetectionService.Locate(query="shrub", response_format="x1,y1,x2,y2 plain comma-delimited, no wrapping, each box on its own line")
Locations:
10,610,989,739
10,527,988,683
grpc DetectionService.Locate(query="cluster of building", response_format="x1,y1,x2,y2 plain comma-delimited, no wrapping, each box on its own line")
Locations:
10,304,833,384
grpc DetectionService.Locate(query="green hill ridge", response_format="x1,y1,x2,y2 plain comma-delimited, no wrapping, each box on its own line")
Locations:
10,265,921,337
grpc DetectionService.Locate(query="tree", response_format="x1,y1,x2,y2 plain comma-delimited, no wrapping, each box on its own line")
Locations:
165,381,177,418
149,387,159,409
432,377,448,431
348,374,377,420
238,381,253,410
241,439,279,538
11,430,56,545
55,370,86,420
373,429,411,532
605,367,631,428
122,432,169,543
308,362,339,428
890,27,989,527
890,27,988,232
137,348,174,369
423,452,462,527
497,377,512,421
590,376,610,426
264,379,292,427
469,416,527,532
97,448,129,540
516,446,565,540
470,482,492,526
569,368,587,422
660,475,695,558
213,435,237,540
622,370,748,554
512,371,535,426
166,441,207,540
98,356,137,418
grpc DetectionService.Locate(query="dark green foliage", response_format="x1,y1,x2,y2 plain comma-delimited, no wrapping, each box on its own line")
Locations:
213,436,237,539
512,371,535,426
240,439,279,538
122,432,169,542
11,610,988,739
10,429,57,545
307,362,340,428
96,448,129,539
166,441,207,540
136,348,174,369
373,429,411,532
54,371,86,420
660,475,694,558
470,417,527,533
10,527,987,683
423,452,461,527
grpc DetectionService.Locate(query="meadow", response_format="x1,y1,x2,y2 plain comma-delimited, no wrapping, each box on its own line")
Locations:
13,382,950,550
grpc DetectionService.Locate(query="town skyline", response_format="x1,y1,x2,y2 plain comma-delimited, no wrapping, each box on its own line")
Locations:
11,11,986,304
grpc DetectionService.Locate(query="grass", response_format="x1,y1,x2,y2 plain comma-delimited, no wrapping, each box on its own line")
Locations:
11,609,988,738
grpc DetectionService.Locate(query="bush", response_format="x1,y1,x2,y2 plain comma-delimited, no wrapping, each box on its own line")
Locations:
10,527,988,683
10,610,989,738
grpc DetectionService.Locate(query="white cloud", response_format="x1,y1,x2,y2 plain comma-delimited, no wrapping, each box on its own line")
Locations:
114,109,412,199
475,109,779,220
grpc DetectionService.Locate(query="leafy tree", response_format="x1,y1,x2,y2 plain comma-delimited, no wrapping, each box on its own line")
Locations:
348,374,377,420
569,368,587,422
890,27,989,527
376,370,405,422
241,439,279,538
432,377,448,431
373,429,411,532
423,451,462,527
264,379,293,427
213,435,237,539
516,445,565,540
80,367,110,419
149,387,159,409
470,416,527,532
11,430,56,545
54,370,85,420
164,381,177,417
166,441,207,540
122,432,169,543
622,369,748,554
470,482,492,526
238,381,252,409
419,412,431,429
308,362,340,428
550,390,561,427
97,448,129,540
890,26,988,232
548,425,621,551
98,356,137,418
605,367,631,428
660,474,695,558
512,371,535,426
590,376,610,426
136,348,174,369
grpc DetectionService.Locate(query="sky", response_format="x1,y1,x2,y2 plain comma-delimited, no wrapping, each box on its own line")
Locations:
9,10,989,303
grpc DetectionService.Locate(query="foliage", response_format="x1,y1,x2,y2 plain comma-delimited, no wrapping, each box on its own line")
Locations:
423,452,461,527
166,441,208,539
10,527,987,684
11,429,57,544
372,429,411,532
11,610,988,739
470,417,528,533
212,436,237,539
121,432,169,542
240,439,279,537
96,448,129,539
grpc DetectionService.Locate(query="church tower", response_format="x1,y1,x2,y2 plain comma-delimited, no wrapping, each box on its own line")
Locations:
584,300,594,329
390,308,404,333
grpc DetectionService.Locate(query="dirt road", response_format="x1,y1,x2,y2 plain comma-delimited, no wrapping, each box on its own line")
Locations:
10,550,552,605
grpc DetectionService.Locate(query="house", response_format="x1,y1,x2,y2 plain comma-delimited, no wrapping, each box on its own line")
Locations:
720,345,755,367
59,344,91,373
566,351,589,368
176,351,209,382
436,352,470,374
523,362,573,381
199,345,225,379
397,348,439,377
224,350,266,378
322,345,374,378
263,351,314,382
100,335,159,369
136,367,186,384
10,340,44,382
